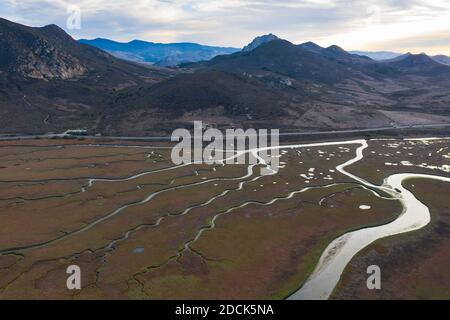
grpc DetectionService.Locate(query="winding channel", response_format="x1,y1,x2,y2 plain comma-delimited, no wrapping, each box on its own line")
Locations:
287,138,450,300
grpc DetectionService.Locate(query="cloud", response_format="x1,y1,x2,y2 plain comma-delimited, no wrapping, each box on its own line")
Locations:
1,0,450,54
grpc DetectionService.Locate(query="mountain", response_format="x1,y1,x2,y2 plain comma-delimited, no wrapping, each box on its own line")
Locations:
432,54,450,66
385,53,450,75
0,22,87,80
353,50,450,66
187,39,359,84
0,18,170,83
2,20,450,137
242,33,280,52
350,51,402,61
107,39,361,134
78,38,239,67
109,39,372,133
114,37,450,134
0,17,173,134
382,53,450,72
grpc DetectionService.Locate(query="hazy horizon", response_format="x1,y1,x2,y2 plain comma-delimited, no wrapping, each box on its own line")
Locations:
2,0,450,55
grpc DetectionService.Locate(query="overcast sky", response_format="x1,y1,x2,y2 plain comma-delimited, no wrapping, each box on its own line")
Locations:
2,0,450,54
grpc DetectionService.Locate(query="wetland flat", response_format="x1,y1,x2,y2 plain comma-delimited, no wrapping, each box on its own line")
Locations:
0,137,448,299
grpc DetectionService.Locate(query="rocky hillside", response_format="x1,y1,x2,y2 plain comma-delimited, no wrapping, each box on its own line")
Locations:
0,19,88,80
242,33,279,52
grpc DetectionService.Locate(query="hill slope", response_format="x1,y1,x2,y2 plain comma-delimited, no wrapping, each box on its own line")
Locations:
78,38,239,67
432,54,450,66
386,53,450,75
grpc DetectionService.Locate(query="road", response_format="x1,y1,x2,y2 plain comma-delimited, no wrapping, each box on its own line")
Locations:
0,123,450,141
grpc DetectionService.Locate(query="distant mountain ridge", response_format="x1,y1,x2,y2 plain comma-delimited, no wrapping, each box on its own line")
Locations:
78,38,239,67
352,50,450,66
432,54,450,66
385,52,449,76
350,51,402,61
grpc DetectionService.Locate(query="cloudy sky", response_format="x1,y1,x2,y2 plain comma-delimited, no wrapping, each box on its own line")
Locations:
2,0,450,54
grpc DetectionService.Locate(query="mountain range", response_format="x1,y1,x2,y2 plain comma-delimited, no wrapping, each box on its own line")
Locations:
351,50,450,66
78,38,239,67
80,35,450,68
350,51,402,61
1,18,450,136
